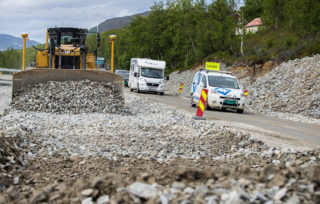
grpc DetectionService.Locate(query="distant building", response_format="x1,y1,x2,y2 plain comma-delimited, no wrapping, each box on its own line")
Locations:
236,17,263,35
245,17,263,34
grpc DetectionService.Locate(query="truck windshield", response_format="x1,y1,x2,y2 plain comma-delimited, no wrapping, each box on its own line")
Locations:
208,76,240,89
141,67,164,79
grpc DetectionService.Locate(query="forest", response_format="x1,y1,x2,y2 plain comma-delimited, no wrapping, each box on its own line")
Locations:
1,0,320,72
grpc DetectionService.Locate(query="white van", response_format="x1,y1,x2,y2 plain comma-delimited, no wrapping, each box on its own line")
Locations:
190,70,246,113
129,58,166,95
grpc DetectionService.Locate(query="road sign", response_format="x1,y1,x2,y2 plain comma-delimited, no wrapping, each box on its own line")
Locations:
193,88,208,120
178,83,184,94
244,90,248,99
205,62,220,71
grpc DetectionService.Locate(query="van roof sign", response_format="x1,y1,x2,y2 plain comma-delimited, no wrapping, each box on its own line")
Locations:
205,62,220,71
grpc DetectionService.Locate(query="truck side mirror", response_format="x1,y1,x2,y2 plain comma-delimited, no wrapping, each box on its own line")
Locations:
165,76,169,80
134,72,139,77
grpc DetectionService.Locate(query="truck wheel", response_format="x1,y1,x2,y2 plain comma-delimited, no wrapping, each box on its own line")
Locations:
130,84,133,92
160,92,164,95
137,85,141,93
237,109,244,114
221,107,226,111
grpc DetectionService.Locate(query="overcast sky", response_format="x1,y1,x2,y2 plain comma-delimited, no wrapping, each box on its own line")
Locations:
0,0,157,43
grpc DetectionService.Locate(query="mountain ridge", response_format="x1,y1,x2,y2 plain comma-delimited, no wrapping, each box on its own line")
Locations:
89,11,149,33
0,34,40,51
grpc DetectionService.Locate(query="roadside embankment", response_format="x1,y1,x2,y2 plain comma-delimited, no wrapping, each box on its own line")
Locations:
240,55,320,121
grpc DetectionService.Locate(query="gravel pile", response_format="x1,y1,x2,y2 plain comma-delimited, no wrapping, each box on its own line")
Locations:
0,93,319,203
0,84,11,115
0,134,27,193
165,69,197,98
2,160,319,204
241,55,320,120
11,80,128,114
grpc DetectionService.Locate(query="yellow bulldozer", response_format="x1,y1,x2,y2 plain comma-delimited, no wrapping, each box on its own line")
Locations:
12,27,123,96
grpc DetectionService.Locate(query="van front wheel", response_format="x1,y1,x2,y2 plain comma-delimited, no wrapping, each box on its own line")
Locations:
237,109,244,114
190,94,196,107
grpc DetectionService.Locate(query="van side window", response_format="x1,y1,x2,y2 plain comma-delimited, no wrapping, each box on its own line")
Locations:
201,75,207,86
194,73,201,84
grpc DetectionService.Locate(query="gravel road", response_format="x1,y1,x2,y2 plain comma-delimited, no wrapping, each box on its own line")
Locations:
0,80,319,203
130,90,320,148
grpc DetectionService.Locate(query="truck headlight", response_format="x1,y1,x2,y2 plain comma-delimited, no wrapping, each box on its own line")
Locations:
140,78,147,83
160,80,164,84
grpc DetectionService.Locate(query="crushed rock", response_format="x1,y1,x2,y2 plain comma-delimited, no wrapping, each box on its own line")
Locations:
240,55,320,122
11,80,130,115
0,92,319,203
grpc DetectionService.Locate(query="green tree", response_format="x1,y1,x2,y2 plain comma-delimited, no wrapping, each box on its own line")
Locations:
262,0,286,29
243,0,264,23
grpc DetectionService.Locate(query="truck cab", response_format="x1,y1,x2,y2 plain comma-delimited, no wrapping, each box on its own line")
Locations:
129,58,166,95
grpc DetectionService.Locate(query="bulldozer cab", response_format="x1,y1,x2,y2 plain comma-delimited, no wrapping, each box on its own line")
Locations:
36,27,97,70
52,28,83,45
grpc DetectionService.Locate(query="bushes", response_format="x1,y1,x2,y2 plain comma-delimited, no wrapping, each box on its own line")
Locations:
285,36,298,49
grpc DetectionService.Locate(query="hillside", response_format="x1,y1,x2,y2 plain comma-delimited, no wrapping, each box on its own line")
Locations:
89,11,149,33
0,34,40,51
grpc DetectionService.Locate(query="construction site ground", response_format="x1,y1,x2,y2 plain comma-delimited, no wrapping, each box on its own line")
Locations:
0,72,319,203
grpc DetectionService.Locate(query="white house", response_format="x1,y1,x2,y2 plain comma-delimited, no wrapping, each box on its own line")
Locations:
236,17,263,35
245,17,263,34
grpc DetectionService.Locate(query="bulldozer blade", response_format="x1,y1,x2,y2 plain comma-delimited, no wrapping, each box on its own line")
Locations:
12,69,123,97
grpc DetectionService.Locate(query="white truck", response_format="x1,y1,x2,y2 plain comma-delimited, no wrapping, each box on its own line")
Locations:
129,58,167,95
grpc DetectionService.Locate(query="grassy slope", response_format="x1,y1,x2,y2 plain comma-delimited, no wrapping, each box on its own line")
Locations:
197,29,320,69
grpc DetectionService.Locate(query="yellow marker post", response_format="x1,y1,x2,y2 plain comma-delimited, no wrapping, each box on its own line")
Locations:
109,35,117,73
45,30,49,50
205,62,220,71
21,33,28,71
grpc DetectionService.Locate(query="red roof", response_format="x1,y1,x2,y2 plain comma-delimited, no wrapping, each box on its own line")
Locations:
246,18,262,27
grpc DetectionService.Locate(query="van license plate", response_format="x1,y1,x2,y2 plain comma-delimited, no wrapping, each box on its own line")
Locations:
224,100,236,105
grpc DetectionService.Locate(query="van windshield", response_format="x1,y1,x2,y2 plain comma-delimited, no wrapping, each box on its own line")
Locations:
116,70,129,78
141,67,164,79
208,76,240,89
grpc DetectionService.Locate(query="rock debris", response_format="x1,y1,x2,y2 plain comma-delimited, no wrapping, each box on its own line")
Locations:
11,80,129,115
0,91,319,203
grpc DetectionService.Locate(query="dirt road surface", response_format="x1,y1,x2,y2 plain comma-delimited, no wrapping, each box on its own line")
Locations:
127,89,320,149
